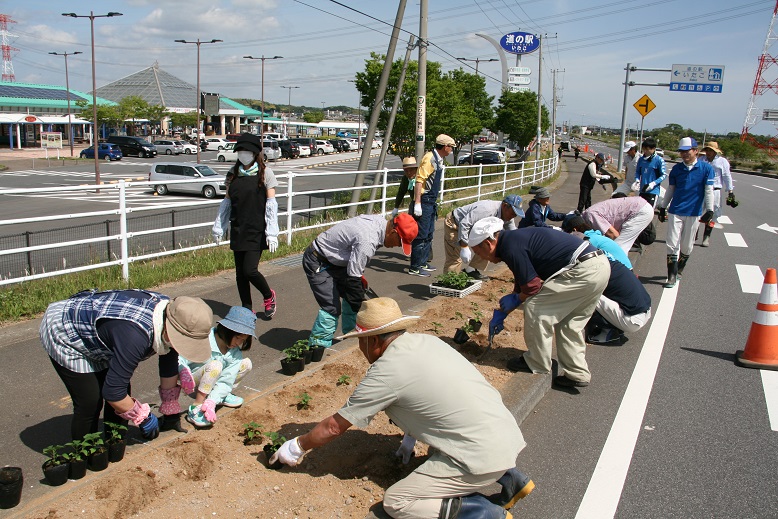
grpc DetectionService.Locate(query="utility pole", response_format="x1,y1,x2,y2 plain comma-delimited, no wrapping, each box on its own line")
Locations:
551,68,564,149
415,0,428,162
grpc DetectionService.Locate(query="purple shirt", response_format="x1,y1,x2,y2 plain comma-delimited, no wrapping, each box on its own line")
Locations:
582,197,650,233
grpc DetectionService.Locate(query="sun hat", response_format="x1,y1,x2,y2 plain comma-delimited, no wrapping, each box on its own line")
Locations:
468,216,505,247
218,306,257,338
337,297,420,339
677,137,698,151
622,141,637,153
503,194,525,218
165,296,214,363
435,134,456,146
534,187,551,199
233,133,262,155
402,157,418,169
393,212,418,256
701,141,723,154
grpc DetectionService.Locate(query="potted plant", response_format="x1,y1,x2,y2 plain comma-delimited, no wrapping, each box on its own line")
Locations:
82,432,109,472
41,444,69,486
104,422,128,463
309,335,326,362
469,302,484,333
453,322,473,345
242,421,264,446
262,431,287,470
430,271,480,298
63,440,88,480
281,342,306,375
296,339,313,365
0,466,23,509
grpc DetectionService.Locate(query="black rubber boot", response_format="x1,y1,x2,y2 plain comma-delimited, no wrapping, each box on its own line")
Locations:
160,413,187,433
489,468,535,509
439,495,512,519
701,225,713,247
664,254,678,288
677,253,690,277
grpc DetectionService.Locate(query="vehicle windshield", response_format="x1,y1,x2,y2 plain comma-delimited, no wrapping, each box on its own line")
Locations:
195,165,219,177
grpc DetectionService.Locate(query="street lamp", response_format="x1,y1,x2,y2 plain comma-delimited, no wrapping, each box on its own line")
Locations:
455,56,498,76
176,38,222,164
348,79,361,142
62,11,123,187
243,55,283,136
49,50,82,157
280,85,299,116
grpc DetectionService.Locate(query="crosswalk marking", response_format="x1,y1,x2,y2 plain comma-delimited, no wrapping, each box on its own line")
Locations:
753,185,774,192
717,215,733,225
724,233,747,247
761,371,778,432
736,264,765,294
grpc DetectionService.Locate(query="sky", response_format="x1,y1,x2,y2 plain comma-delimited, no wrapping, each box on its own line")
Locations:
3,0,777,136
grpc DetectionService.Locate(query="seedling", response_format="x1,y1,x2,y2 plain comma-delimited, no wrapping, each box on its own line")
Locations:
283,342,305,361
242,421,264,443
264,431,287,453
461,321,474,334
42,444,68,467
337,375,352,386
470,302,484,323
296,392,312,410
431,321,443,334
104,421,128,444
293,339,310,351
435,271,471,290
81,432,105,455
63,439,89,462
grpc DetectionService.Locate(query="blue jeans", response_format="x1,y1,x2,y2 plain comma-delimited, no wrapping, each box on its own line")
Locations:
410,200,437,270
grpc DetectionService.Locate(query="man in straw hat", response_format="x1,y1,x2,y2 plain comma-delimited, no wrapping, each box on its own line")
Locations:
303,214,418,350
270,297,534,519
391,156,419,218
468,217,610,388
698,140,733,247
443,194,525,280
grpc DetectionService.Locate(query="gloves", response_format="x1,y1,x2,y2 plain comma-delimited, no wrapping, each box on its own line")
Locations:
647,181,657,191
459,247,473,265
499,293,521,313
391,208,399,218
212,198,231,242
179,365,196,395
361,275,369,291
139,414,159,440
658,207,667,223
266,235,278,253
631,181,640,192
201,399,217,423
489,309,508,339
269,436,306,467
158,385,182,416
264,197,280,237
413,204,423,217
599,174,611,181
700,210,714,224
118,398,151,426
395,434,416,464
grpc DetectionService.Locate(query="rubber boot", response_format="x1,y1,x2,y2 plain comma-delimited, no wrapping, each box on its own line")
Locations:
677,253,690,277
701,225,712,247
439,494,512,519
664,254,678,288
309,309,338,348
489,468,535,508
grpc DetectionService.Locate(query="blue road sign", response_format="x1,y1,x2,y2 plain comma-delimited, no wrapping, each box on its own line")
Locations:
670,64,725,93
500,32,540,55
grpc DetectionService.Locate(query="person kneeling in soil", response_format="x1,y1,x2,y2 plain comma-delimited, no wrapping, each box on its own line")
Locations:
270,297,534,519
179,306,256,428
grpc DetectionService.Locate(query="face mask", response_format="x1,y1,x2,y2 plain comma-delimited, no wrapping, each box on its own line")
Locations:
237,151,255,166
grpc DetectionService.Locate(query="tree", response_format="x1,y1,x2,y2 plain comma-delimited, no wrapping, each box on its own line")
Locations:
76,99,123,132
303,111,325,124
144,104,170,125
170,112,199,130
492,90,550,147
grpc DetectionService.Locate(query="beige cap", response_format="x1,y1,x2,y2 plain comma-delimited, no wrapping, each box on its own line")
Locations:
402,156,418,168
435,134,455,146
164,296,213,363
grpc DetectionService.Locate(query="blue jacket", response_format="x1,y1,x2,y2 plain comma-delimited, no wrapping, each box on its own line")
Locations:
518,200,566,228
635,153,666,195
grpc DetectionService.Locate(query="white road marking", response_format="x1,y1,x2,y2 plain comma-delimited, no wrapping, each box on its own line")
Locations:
717,215,733,225
724,233,748,247
757,223,778,234
736,264,765,294
761,370,778,432
753,185,774,192
575,285,679,519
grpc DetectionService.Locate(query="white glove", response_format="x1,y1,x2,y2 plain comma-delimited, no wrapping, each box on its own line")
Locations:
459,247,473,265
395,434,416,464
600,174,611,181
391,208,399,218
266,235,278,253
269,436,305,467
647,181,657,191
631,181,640,192
413,204,423,217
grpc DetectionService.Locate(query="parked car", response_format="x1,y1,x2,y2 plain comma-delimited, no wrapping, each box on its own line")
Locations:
149,162,226,199
560,141,571,152
291,137,317,157
204,138,230,151
152,139,184,155
174,140,199,154
474,145,508,162
216,140,281,162
278,139,301,159
345,138,359,151
262,139,282,162
315,140,335,155
264,132,285,141
457,150,504,165
655,148,665,157
329,139,349,152
336,131,354,138
80,143,123,161
216,142,237,162
106,135,157,158
298,143,312,157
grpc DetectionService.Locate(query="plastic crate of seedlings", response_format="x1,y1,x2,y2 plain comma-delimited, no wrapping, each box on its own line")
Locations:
429,272,482,298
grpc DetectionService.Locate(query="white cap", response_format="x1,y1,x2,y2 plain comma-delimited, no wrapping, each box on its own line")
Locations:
622,141,637,153
468,217,504,247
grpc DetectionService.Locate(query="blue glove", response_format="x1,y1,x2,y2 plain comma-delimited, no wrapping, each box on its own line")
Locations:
140,413,159,440
499,293,521,313
489,309,508,339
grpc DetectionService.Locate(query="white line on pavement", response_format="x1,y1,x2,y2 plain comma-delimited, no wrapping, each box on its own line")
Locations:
761,370,778,432
724,233,748,247
736,264,765,294
717,215,733,225
574,285,679,519
753,185,774,192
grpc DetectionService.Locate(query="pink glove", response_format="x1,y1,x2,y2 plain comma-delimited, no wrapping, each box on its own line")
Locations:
201,399,217,423
179,366,195,394
158,386,182,416
118,398,151,426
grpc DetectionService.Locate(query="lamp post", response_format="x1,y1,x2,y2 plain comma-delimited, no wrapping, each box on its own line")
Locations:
62,11,123,188
280,85,299,116
244,55,283,136
49,50,82,157
347,80,361,143
455,56,498,76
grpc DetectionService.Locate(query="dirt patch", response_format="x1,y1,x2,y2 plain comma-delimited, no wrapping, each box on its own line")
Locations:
20,272,526,519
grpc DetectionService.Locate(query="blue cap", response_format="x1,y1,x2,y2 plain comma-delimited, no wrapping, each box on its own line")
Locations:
595,153,606,161
217,306,257,338
503,194,525,218
677,137,698,151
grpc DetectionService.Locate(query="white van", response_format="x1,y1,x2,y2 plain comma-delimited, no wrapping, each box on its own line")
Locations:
264,132,284,141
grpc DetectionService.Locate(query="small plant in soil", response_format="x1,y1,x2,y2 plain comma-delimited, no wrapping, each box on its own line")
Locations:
263,431,288,470
336,375,351,386
81,432,106,456
42,444,68,468
431,321,443,334
461,321,474,335
283,343,304,361
470,302,484,324
434,271,471,290
296,392,312,410
42,444,70,486
63,440,88,462
104,421,128,444
242,421,264,445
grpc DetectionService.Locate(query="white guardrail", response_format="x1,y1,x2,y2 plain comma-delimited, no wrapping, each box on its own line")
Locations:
0,156,558,286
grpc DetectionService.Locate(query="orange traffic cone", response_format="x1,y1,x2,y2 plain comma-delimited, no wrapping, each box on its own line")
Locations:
736,268,778,370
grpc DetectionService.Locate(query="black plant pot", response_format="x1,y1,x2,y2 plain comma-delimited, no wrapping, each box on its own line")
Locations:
87,450,109,472
68,458,87,480
310,346,326,362
303,349,313,365
108,441,126,463
281,358,301,376
453,329,470,344
469,319,482,333
262,445,284,470
42,462,69,487
0,466,23,509
295,357,306,372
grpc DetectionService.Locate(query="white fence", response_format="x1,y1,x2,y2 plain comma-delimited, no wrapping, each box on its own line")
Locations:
0,155,558,286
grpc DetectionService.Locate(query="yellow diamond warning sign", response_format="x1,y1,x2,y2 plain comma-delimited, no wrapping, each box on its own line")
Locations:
633,95,656,118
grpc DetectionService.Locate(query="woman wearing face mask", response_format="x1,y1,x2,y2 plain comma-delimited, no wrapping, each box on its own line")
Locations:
215,133,279,318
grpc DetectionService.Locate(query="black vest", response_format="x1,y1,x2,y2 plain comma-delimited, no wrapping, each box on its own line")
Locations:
229,172,268,251
579,160,598,189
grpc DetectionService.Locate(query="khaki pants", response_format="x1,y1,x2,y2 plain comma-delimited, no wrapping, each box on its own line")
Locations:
443,213,488,273
522,255,610,383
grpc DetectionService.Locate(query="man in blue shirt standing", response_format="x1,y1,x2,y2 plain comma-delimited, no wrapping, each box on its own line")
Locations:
635,137,666,208
657,137,715,288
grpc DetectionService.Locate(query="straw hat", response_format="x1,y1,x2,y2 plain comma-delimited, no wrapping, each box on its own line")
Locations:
701,141,723,154
337,297,419,339
402,156,418,169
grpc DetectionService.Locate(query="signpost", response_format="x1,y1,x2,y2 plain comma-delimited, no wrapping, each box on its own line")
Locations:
508,76,531,85
670,64,725,93
500,32,540,55
632,94,656,145
509,86,531,93
508,66,531,75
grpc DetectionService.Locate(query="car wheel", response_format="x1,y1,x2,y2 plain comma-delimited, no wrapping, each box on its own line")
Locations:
155,185,168,196
104,155,112,161
217,155,225,162
185,149,192,154
202,186,217,199
80,153,86,159
166,149,172,155
140,151,147,158
318,149,324,155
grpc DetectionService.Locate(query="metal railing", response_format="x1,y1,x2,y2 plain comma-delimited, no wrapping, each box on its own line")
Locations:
0,155,558,286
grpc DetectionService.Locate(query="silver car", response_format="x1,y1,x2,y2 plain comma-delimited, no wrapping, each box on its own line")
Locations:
152,139,184,155
148,162,226,198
